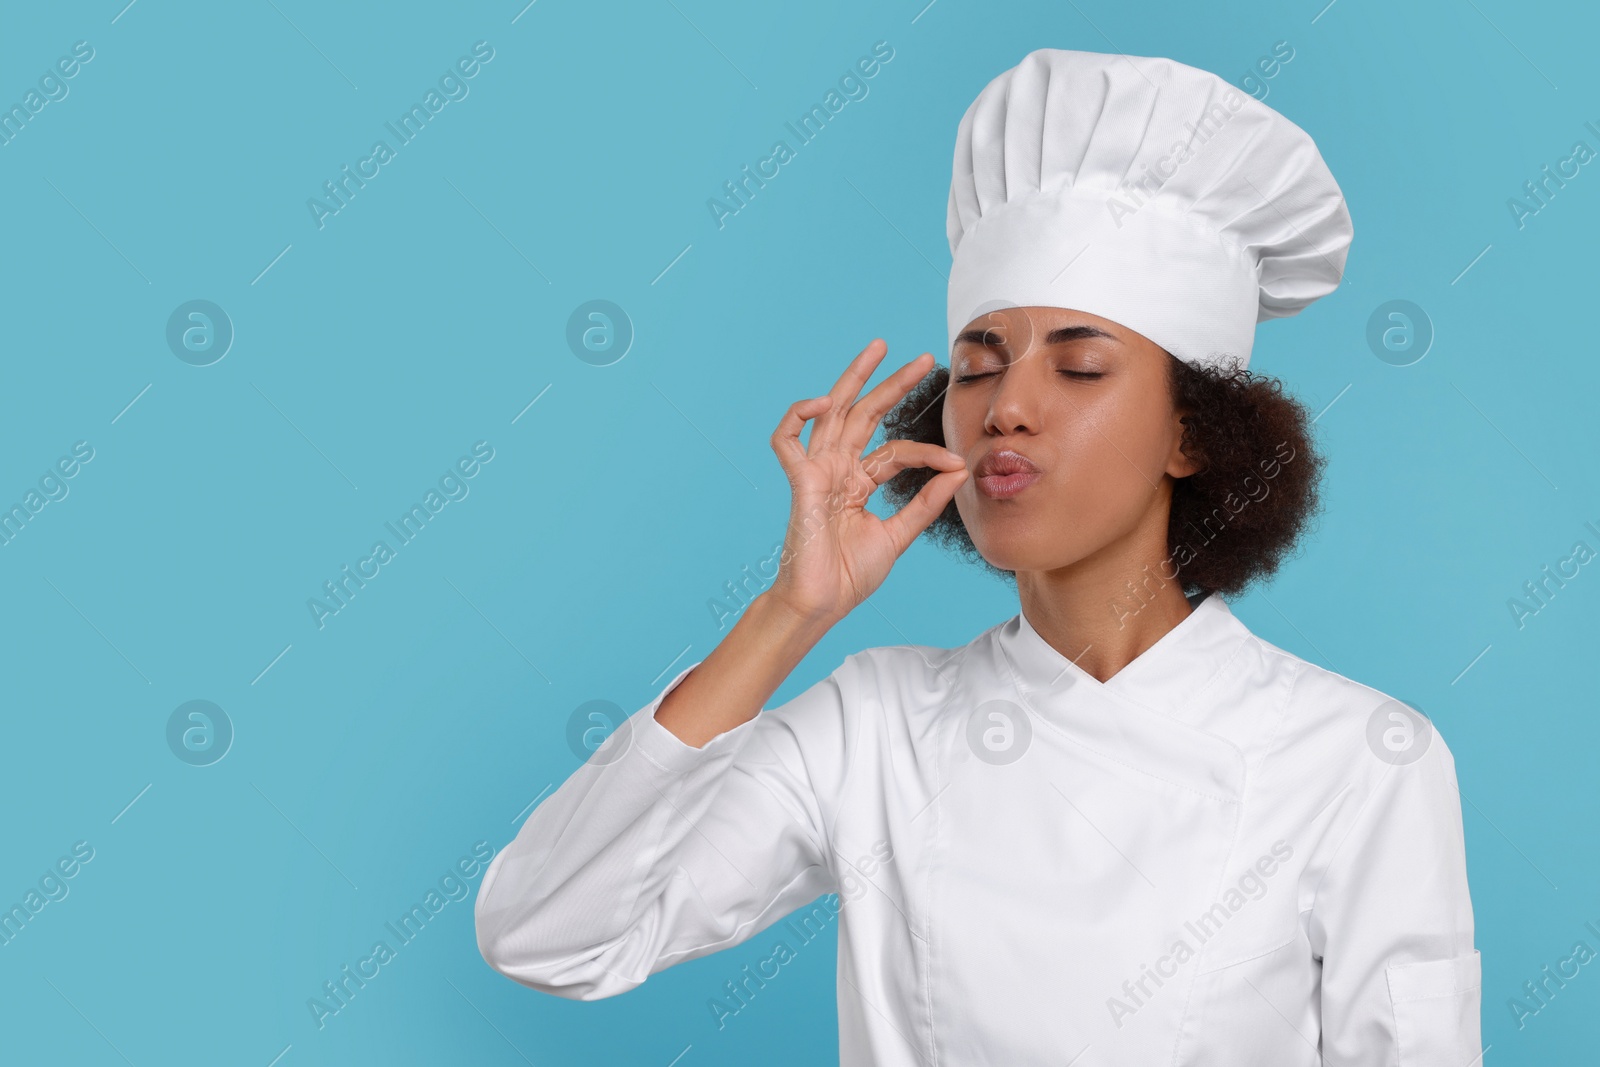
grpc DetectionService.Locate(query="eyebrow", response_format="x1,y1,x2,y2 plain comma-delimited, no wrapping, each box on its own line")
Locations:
953,324,1119,348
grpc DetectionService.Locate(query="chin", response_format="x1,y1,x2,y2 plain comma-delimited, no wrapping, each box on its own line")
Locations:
969,531,1076,575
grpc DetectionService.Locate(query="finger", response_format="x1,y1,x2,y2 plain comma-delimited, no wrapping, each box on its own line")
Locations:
881,467,969,557
830,441,961,511
858,440,966,487
810,339,889,455
839,352,936,456
770,395,834,476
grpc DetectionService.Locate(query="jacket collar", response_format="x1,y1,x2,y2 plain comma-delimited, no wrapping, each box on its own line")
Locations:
997,591,1254,723
978,592,1253,802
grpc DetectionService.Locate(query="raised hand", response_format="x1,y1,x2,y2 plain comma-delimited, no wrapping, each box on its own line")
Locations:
765,339,969,628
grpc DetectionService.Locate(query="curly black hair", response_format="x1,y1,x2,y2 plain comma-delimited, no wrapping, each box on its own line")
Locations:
877,356,1326,598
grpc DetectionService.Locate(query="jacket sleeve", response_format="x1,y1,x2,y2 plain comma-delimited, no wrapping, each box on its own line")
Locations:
474,655,855,1000
1309,714,1482,1066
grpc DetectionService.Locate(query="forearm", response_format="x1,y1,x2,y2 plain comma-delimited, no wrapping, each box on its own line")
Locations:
654,591,834,749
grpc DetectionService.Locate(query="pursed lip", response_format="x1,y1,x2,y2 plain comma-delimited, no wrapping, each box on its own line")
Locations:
974,447,1043,499
974,448,1042,479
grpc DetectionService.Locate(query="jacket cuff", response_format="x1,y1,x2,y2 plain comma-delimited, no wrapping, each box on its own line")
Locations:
625,660,761,775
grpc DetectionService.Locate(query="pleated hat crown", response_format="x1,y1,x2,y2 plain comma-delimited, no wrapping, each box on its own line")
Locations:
946,49,1353,369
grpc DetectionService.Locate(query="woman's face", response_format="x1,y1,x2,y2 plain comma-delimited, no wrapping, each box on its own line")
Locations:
941,306,1200,574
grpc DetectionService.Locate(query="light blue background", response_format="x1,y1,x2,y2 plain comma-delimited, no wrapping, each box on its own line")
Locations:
1,0,1595,1063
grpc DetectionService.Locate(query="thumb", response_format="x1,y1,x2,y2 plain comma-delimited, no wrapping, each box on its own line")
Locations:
882,467,967,556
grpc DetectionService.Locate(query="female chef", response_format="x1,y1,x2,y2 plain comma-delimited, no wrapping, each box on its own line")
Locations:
475,49,1481,1066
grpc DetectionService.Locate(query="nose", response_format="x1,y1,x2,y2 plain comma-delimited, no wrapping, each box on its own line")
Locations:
982,347,1044,438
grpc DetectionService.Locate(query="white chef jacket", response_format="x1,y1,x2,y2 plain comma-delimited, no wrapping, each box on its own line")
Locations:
475,592,1481,1065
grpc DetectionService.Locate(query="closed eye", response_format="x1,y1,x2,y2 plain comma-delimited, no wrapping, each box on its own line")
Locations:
953,369,1104,383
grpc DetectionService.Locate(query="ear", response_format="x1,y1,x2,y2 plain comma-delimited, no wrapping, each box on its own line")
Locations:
1164,409,1205,479
1160,353,1205,480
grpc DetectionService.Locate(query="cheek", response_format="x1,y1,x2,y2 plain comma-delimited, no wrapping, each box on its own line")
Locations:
1045,393,1174,508
941,395,974,451
1082,390,1175,468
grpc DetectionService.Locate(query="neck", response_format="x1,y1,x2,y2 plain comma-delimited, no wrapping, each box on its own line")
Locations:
1013,512,1195,684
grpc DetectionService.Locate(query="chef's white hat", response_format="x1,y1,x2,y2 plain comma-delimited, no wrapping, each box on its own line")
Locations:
946,49,1353,370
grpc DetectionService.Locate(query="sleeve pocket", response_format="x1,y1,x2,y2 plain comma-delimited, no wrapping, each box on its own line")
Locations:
1386,950,1482,1066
